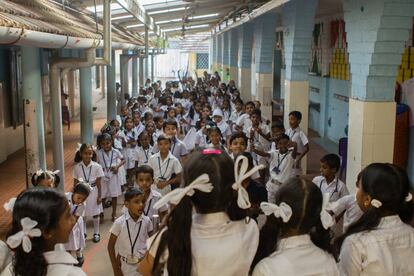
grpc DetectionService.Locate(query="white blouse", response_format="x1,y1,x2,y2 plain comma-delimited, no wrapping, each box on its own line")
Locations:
253,234,339,276
147,212,259,276
339,215,414,276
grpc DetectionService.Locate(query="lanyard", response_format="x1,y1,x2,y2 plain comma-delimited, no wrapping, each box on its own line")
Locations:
101,150,114,171
273,151,289,173
143,148,150,163
158,157,171,179
320,177,339,199
171,141,176,155
126,217,143,256
81,163,92,183
72,205,79,215
289,130,296,139
144,198,153,216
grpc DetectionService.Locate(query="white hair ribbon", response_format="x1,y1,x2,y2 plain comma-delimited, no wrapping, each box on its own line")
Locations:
153,174,213,209
35,169,44,177
260,202,292,223
406,193,413,202
233,155,265,209
320,193,336,230
371,199,382,208
7,217,42,253
76,143,82,152
3,197,16,212
52,170,60,175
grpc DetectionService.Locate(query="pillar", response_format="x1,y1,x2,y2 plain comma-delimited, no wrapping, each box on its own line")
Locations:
120,52,129,106
217,34,223,75
151,53,155,81
107,50,117,120
282,0,318,174
229,28,239,85
100,66,106,98
214,35,219,72
132,55,138,97
210,37,215,71
40,49,50,134
67,70,76,118
253,12,278,121
222,31,230,81
80,67,94,144
144,57,149,81
238,23,254,100
21,46,46,173
139,57,144,88
344,0,414,190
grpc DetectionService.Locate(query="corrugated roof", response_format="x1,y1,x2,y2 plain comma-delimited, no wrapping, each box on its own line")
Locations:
0,0,146,46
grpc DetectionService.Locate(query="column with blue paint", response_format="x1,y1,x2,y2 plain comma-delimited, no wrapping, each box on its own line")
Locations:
238,23,253,100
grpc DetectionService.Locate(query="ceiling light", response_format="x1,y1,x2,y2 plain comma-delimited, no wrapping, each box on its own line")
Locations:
127,24,144,28
190,13,219,20
112,14,134,20
148,7,187,15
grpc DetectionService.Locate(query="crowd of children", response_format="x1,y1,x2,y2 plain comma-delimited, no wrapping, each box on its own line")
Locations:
1,72,414,276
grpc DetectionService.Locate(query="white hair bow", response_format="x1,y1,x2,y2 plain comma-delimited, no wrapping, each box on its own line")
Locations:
406,193,412,202
320,193,335,230
371,199,382,208
7,217,42,253
3,197,16,212
153,174,213,209
260,202,293,223
233,155,265,209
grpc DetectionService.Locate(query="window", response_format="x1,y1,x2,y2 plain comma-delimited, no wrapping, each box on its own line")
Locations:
196,53,209,69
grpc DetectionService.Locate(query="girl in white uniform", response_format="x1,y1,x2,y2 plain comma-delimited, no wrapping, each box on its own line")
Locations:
139,150,260,276
252,177,339,276
64,182,90,266
118,117,139,188
336,163,414,275
73,144,105,243
2,189,86,276
97,133,125,221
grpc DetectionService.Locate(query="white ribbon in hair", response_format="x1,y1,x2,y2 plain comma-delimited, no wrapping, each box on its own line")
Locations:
233,155,265,209
320,193,335,230
260,202,292,223
406,193,413,202
3,197,16,212
35,169,44,177
153,174,213,209
7,217,42,253
76,143,82,152
371,199,382,208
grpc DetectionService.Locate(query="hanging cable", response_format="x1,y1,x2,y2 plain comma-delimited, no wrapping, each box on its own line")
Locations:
93,0,100,36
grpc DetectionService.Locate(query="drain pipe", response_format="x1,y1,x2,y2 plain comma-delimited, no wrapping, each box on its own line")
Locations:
51,0,112,192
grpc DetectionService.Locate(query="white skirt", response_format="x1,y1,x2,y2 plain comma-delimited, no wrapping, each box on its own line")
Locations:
84,186,103,217
65,216,85,251
102,174,122,198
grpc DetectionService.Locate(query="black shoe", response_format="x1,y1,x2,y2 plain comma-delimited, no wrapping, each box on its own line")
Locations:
84,233,87,239
104,201,112,208
92,234,100,243
76,256,84,267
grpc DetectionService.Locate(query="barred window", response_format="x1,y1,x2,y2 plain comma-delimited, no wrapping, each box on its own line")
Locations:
196,53,209,69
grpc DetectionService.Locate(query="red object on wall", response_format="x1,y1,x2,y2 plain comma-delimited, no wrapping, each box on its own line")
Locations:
393,108,409,169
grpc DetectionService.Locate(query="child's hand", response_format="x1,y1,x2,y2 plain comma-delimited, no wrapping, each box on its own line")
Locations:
97,197,102,205
157,181,168,189
110,166,119,174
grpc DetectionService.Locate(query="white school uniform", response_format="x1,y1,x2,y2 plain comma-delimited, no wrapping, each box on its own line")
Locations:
114,138,127,185
184,112,200,129
148,152,182,195
286,127,308,175
247,123,271,166
118,130,139,170
339,215,414,276
152,138,188,160
0,241,11,273
253,235,339,276
134,146,153,167
134,123,145,138
312,176,349,202
143,190,168,232
1,250,86,276
65,192,86,251
110,213,153,276
230,110,243,132
222,109,231,122
97,148,123,198
236,113,252,135
73,161,105,217
266,149,295,203
328,194,364,232
147,212,259,276
194,129,208,148
216,120,231,138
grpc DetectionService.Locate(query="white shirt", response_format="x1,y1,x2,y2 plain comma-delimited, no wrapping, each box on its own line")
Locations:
72,161,104,185
229,110,243,123
148,212,259,276
148,152,182,194
0,241,11,272
1,250,86,276
339,215,414,276
194,129,208,148
110,212,153,259
312,176,349,202
268,149,295,185
253,235,339,276
118,129,139,147
96,148,123,179
236,113,252,135
152,138,188,160
216,120,231,137
134,146,153,167
65,192,85,217
286,127,308,154
329,194,364,232
134,123,145,137
247,123,271,151
144,189,168,219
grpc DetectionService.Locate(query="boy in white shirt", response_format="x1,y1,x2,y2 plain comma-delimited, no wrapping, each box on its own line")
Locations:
235,101,255,135
286,111,309,175
148,134,182,195
108,188,153,276
252,134,297,203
